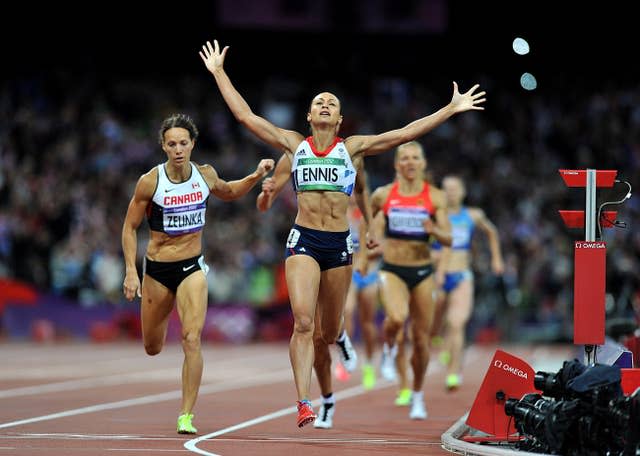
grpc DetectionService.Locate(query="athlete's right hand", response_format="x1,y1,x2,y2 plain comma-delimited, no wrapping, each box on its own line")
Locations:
123,273,141,301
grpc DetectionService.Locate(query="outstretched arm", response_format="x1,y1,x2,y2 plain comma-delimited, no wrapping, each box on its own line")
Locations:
199,40,303,153
257,154,291,212
346,82,486,157
204,159,275,202
470,207,504,275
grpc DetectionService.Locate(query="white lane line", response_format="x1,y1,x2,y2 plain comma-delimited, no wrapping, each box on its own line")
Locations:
222,437,439,445
183,347,493,456
107,449,188,452
0,352,283,399
0,369,178,398
2,433,172,440
0,369,291,430
183,375,414,456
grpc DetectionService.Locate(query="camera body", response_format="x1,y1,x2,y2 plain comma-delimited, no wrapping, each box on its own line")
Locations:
504,359,639,455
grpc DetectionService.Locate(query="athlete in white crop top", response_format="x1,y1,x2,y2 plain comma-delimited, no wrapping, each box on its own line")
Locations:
201,39,486,428
122,113,273,434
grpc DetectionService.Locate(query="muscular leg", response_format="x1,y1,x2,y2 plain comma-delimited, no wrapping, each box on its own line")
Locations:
140,275,175,356
357,282,378,362
429,289,448,345
395,326,410,392
175,271,208,415
408,276,436,392
378,271,410,349
343,278,357,337
286,255,321,401
314,265,352,395
444,279,473,377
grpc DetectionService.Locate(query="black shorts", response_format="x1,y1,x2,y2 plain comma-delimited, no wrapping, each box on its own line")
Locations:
143,255,208,293
379,261,434,290
285,224,353,271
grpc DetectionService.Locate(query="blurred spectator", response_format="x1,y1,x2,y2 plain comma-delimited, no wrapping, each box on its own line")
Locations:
1,68,638,343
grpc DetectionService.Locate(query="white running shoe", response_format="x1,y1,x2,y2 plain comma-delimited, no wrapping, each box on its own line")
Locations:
409,396,428,420
313,402,335,429
380,343,398,382
336,332,358,372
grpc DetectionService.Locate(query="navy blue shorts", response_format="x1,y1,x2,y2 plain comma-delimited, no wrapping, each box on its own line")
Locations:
144,254,208,293
285,224,353,271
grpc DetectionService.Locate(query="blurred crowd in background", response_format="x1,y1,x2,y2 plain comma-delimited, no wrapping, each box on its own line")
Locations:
1,66,639,343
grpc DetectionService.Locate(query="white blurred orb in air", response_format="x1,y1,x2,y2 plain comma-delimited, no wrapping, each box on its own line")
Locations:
512,37,530,55
520,72,537,90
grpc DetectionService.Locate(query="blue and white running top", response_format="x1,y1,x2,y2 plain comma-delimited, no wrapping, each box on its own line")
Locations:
432,207,475,250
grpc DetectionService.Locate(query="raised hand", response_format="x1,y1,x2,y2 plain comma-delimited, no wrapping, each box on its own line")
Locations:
199,40,229,74
449,81,486,113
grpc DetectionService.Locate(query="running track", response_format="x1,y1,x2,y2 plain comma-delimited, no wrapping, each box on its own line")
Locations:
0,342,574,455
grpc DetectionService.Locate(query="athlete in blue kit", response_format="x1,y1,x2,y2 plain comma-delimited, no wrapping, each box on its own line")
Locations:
200,38,485,428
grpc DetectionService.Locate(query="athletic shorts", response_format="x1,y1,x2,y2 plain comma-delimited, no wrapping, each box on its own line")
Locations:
143,254,209,293
379,261,434,290
442,270,473,293
285,224,353,271
353,269,379,290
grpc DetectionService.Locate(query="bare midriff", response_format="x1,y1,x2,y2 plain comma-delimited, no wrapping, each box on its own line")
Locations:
294,191,350,232
146,230,202,262
383,238,433,266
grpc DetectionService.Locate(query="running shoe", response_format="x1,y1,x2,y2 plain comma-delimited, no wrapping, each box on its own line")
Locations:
313,402,335,429
409,396,428,420
439,350,451,366
446,373,462,391
394,388,412,406
380,343,398,382
362,363,376,390
335,361,351,381
336,331,358,372
177,413,197,434
296,400,316,428
430,335,444,348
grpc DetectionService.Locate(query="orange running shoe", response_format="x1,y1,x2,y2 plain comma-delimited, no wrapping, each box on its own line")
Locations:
296,400,316,428
334,361,351,382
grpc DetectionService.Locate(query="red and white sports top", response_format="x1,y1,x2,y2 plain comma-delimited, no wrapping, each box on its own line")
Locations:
290,137,357,196
382,181,434,241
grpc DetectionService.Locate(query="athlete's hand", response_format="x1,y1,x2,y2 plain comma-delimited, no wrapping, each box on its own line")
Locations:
256,159,275,177
123,272,141,301
492,257,505,275
261,177,275,195
199,39,229,74
423,218,435,234
450,81,486,113
365,231,379,250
